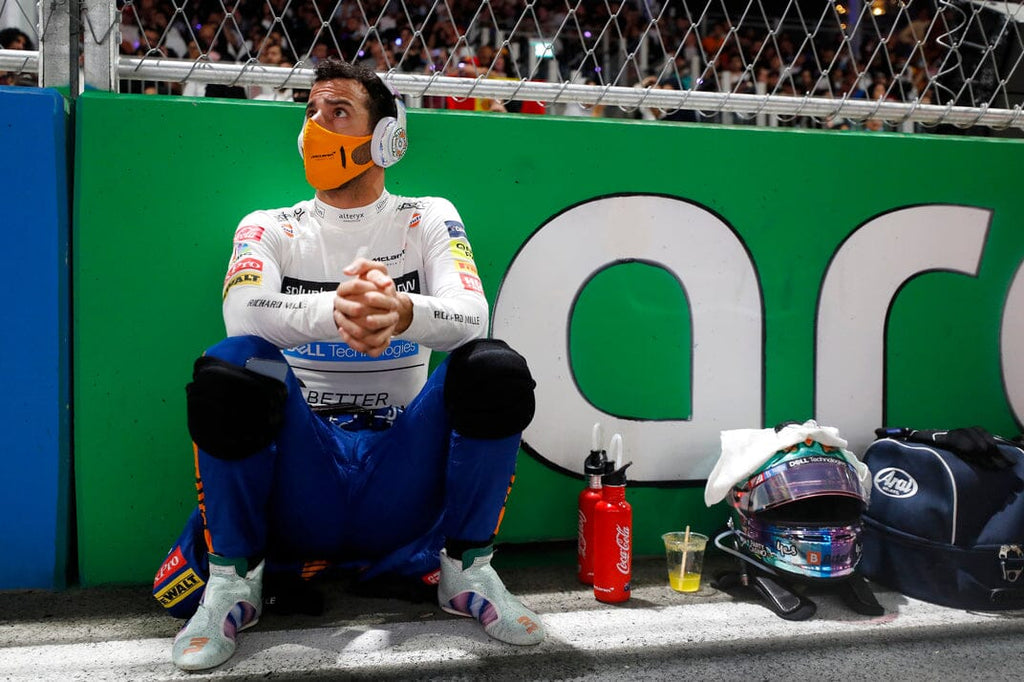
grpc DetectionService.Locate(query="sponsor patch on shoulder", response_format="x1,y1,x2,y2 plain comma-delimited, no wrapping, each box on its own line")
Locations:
234,225,265,242
448,239,473,261
459,273,484,294
453,259,478,276
445,220,466,239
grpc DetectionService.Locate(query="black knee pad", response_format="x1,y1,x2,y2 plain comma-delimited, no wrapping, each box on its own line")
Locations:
185,355,288,460
443,339,536,439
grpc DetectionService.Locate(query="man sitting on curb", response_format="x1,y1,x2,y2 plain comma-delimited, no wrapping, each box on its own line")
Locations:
153,59,545,672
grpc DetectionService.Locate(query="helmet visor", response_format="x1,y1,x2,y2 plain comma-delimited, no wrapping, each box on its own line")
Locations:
738,515,863,580
743,456,863,515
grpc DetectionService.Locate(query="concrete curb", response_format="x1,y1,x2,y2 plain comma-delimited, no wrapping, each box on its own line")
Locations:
2,553,1023,680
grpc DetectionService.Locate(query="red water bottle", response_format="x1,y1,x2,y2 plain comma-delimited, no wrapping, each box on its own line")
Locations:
593,434,633,603
577,423,608,585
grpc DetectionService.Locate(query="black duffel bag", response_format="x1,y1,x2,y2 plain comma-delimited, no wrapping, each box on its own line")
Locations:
860,427,1024,610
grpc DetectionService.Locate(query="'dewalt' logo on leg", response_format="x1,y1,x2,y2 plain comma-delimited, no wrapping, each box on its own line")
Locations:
153,547,206,609
155,569,205,608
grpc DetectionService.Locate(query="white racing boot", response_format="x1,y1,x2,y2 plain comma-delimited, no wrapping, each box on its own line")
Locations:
172,554,263,671
438,547,545,645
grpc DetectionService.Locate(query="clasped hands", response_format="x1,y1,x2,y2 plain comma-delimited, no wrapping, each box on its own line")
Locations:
333,257,411,357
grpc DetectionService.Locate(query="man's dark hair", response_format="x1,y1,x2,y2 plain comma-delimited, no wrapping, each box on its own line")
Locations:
313,59,397,127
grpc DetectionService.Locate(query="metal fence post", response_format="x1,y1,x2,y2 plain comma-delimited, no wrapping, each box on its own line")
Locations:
38,0,70,88
82,0,117,91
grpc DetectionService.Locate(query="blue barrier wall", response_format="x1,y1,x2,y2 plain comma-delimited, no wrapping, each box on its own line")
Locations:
0,87,71,589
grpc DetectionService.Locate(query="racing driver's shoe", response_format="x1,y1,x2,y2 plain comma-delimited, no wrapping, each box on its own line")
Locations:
172,554,263,671
438,547,545,646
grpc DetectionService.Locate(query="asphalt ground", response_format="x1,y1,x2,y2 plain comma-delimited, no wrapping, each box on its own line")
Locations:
2,542,1023,681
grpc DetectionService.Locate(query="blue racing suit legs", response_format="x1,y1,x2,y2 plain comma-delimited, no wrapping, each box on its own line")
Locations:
156,334,520,617
339,361,519,553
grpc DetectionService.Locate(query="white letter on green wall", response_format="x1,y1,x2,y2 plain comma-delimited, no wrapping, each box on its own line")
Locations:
1003,259,1024,428
816,205,991,455
493,195,762,482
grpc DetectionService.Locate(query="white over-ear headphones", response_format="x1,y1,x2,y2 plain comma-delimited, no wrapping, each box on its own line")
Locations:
297,79,408,168
370,91,407,168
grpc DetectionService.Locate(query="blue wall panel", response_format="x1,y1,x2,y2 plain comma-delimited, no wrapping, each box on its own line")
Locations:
0,87,70,589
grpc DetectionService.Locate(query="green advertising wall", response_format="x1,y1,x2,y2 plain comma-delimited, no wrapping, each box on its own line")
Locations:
74,91,1024,585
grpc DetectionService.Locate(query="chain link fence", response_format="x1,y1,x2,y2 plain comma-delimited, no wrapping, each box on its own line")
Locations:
2,1,1024,133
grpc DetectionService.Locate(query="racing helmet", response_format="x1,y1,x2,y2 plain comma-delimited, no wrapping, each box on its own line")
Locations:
728,438,866,581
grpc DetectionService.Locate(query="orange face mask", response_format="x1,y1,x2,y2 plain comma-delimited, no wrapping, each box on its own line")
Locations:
300,117,374,191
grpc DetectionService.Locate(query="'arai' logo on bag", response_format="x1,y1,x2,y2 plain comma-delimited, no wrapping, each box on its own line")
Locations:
873,467,918,498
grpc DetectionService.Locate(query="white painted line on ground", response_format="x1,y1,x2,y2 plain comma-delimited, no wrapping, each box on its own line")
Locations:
1,595,1021,680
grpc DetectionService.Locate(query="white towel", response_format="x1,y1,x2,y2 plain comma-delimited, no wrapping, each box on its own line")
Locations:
704,420,871,507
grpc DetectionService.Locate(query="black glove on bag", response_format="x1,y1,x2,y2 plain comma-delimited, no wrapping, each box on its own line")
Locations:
874,425,1015,470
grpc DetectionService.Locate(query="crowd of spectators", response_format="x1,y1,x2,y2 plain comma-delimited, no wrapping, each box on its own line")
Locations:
1,1,974,128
